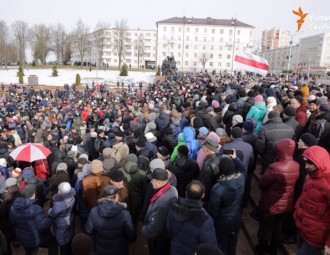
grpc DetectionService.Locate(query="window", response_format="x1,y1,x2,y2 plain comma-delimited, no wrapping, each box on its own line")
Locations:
178,44,181,49
211,37,214,42
220,29,224,34
237,30,241,35
194,53,197,57
186,27,190,32
171,27,174,32
228,46,232,51
226,62,230,67
162,52,166,57
177,61,181,65
178,52,181,57
134,60,137,63
163,35,166,40
146,33,151,37
203,45,206,50
209,62,213,67
186,36,189,41
185,53,189,57
219,38,223,43
178,27,182,32
194,45,198,50
229,29,233,35
212,29,215,33
185,44,189,49
210,54,213,58
219,46,223,51
203,37,207,42
218,62,222,67
227,54,231,59
185,61,188,66
125,52,131,57
195,28,198,33
178,36,182,40
163,44,167,49
163,27,167,32
195,36,198,42
204,28,207,33
218,54,222,59
211,46,214,50
193,61,197,66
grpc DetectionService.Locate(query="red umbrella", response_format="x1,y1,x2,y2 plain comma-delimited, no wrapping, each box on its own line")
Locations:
9,143,51,163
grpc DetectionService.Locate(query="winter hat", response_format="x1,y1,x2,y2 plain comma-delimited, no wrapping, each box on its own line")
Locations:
283,106,296,117
204,139,219,152
91,160,103,174
145,132,157,143
199,127,209,137
21,184,36,198
232,115,243,124
307,95,317,104
126,154,138,163
58,182,71,194
71,233,93,255
316,97,328,106
254,95,264,103
149,168,168,181
215,128,227,137
12,168,22,178
77,157,88,165
135,137,146,148
300,133,318,147
178,145,189,157
115,130,125,138
108,169,125,182
102,148,112,158
102,185,120,197
0,158,7,167
231,127,243,138
56,163,68,172
79,154,89,161
77,164,92,180
157,146,169,157
5,177,17,188
196,243,224,255
90,131,97,138
149,158,165,170
218,157,236,176
212,100,220,108
243,120,254,132
22,169,34,181
67,151,76,158
268,111,280,119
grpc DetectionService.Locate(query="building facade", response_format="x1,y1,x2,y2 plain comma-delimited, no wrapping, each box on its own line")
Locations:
261,28,290,51
259,32,330,75
156,17,255,72
71,28,157,69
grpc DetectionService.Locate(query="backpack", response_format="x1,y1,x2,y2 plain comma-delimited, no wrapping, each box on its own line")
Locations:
310,119,326,139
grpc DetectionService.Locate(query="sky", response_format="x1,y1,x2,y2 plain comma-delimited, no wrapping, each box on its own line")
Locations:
2,0,330,44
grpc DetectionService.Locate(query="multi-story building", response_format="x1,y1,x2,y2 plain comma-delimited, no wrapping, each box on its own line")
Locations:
259,32,330,75
156,17,255,72
72,28,157,69
261,28,290,51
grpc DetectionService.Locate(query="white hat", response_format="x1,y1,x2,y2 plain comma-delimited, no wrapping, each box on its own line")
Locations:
0,158,7,167
145,132,157,143
58,182,71,194
232,115,243,124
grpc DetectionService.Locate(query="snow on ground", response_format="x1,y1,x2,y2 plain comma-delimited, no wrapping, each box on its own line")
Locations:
0,67,156,86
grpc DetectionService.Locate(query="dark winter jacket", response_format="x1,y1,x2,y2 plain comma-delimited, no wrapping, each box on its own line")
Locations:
172,156,200,197
167,197,217,255
48,188,76,245
85,199,135,255
258,139,299,214
155,112,170,131
256,117,295,172
10,197,53,248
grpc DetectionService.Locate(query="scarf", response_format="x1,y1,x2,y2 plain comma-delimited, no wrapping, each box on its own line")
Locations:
150,183,171,204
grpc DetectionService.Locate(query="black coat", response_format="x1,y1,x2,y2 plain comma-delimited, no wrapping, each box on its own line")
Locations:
85,199,135,255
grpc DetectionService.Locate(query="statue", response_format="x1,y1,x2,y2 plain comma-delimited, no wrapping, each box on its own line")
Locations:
161,56,178,76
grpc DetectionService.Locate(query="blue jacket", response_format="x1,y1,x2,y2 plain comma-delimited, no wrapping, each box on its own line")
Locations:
246,102,267,134
183,126,200,160
48,188,76,246
85,199,135,255
9,197,53,248
167,197,217,255
74,179,90,218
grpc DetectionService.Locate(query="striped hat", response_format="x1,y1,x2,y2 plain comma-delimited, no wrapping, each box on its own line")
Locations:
12,168,22,178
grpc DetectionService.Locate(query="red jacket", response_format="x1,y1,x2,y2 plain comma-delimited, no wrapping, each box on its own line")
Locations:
259,139,299,214
295,104,307,128
34,159,49,180
294,146,330,248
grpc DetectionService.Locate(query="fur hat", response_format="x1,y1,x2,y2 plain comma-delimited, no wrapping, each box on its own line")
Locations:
91,160,103,174
56,163,68,172
21,184,36,198
215,128,227,137
115,130,125,138
58,182,71,194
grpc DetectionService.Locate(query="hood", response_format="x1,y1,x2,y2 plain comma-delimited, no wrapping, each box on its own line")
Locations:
179,118,189,129
266,87,276,97
274,139,295,161
171,197,206,222
96,200,124,218
123,161,139,174
255,101,266,110
302,146,330,176
148,112,157,122
158,112,169,121
183,126,196,142
177,133,185,142
52,188,76,202
12,197,34,211
228,102,239,112
266,97,277,109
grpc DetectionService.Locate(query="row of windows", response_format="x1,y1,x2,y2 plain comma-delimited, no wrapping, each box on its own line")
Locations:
162,52,232,59
174,60,232,67
162,26,241,35
162,44,242,51
161,35,241,43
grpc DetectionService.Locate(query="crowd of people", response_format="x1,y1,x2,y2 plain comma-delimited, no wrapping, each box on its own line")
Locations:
0,70,330,255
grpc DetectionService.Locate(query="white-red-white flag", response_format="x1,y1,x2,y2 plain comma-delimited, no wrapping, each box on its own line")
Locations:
234,51,269,76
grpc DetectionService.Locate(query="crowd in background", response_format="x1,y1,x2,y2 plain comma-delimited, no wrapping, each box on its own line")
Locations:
0,70,330,255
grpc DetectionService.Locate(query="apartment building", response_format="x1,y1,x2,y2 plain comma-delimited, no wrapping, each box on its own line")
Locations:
156,17,255,72
261,28,290,51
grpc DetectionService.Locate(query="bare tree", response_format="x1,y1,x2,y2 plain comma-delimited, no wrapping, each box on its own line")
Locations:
113,19,128,68
0,20,9,69
12,20,29,65
51,23,66,64
93,22,110,68
63,33,74,63
134,33,145,69
30,24,52,65
199,52,209,70
73,19,89,66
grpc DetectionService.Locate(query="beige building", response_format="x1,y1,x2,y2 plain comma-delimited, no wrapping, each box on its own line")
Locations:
261,28,290,51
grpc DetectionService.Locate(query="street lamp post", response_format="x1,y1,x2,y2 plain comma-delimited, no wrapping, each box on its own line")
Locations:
231,18,237,73
286,31,303,79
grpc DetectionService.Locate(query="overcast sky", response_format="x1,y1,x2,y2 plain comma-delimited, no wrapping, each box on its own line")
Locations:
2,0,329,43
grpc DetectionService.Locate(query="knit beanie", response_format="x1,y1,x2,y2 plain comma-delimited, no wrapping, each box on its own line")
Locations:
218,157,236,176
22,169,34,181
243,120,254,132
56,163,68,172
12,168,22,178
300,133,318,147
149,158,165,170
58,182,71,194
178,145,189,157
5,177,17,188
254,95,263,103
283,106,296,117
126,153,138,163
